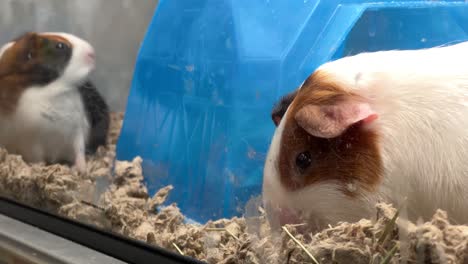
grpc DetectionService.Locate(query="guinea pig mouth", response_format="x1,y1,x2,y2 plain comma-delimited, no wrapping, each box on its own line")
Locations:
85,51,96,66
278,207,303,226
86,57,95,67
266,204,305,228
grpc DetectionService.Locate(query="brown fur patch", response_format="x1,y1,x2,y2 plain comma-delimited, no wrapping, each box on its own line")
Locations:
0,32,72,114
277,70,382,196
0,33,37,114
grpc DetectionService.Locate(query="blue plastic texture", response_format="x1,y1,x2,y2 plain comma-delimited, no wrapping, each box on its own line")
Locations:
117,0,468,223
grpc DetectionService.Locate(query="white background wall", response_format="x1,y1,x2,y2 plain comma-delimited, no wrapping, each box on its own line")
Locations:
0,0,159,111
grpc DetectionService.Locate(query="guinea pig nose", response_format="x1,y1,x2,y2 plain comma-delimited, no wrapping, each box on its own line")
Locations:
87,51,95,60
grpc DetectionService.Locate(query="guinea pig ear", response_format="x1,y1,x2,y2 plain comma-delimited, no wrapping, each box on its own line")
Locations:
294,99,378,138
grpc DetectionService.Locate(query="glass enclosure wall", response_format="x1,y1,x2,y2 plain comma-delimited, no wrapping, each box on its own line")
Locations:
1,1,468,264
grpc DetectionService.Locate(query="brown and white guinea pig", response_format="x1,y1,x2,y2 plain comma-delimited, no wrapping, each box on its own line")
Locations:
263,41,468,232
0,32,109,173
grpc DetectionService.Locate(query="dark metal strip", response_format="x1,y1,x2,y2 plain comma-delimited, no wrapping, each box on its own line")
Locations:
0,197,204,264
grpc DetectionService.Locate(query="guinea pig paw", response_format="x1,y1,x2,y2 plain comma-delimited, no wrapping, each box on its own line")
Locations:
72,155,87,175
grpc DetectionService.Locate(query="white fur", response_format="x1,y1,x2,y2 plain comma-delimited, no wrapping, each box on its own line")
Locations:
0,42,13,59
263,41,468,229
0,32,95,172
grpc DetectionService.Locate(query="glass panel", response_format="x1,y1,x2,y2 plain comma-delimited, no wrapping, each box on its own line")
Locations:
1,1,467,263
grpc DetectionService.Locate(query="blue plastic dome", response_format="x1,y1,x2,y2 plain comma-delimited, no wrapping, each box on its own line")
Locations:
117,0,468,223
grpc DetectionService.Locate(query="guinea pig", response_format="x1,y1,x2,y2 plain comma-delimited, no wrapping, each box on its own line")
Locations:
0,32,109,173
263,41,468,232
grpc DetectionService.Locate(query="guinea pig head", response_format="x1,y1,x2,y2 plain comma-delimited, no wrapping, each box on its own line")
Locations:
263,71,383,231
0,32,95,113
0,32,95,87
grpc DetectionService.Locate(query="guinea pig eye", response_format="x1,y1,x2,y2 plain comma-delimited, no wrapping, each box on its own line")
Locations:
56,42,65,49
295,151,312,171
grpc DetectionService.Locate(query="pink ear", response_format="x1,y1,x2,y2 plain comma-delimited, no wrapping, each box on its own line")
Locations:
294,100,377,138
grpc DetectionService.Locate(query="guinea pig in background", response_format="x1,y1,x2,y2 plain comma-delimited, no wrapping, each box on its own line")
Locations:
263,41,468,232
0,32,109,173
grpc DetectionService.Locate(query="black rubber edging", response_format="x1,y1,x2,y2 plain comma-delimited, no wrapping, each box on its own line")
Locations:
0,196,205,264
